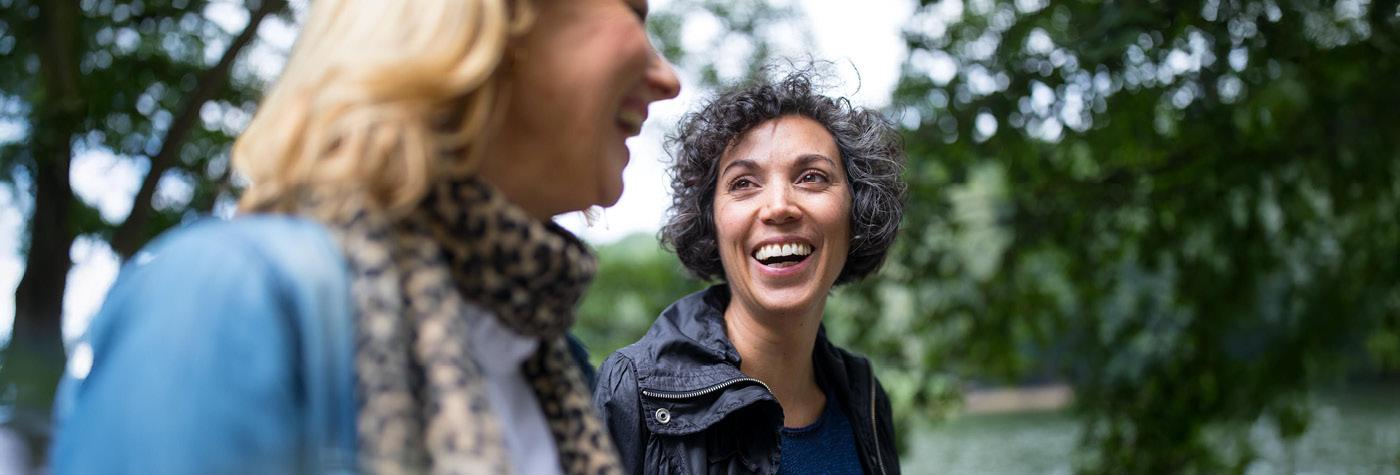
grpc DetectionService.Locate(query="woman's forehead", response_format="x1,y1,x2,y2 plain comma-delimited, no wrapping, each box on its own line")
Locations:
718,117,840,170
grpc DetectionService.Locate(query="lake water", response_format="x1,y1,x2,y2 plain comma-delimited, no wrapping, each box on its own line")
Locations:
905,384,1400,474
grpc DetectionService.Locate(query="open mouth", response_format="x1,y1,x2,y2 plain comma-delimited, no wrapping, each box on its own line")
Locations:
752,242,813,269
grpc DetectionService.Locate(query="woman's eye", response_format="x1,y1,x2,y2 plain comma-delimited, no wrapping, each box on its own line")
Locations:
799,172,828,184
729,178,755,191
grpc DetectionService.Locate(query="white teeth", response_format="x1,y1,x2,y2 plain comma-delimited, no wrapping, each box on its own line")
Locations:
617,110,644,132
753,242,812,261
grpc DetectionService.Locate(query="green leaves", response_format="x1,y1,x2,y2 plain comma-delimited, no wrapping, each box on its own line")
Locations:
645,0,810,90
878,0,1400,471
574,234,707,365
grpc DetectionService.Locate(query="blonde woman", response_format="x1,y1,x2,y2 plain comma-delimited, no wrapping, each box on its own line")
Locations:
49,0,679,473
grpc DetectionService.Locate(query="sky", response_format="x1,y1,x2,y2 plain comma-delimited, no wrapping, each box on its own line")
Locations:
0,0,915,346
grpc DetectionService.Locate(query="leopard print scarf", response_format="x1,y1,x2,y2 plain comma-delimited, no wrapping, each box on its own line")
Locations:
309,178,621,475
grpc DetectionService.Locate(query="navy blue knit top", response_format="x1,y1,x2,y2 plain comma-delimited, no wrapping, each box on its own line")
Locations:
777,391,865,475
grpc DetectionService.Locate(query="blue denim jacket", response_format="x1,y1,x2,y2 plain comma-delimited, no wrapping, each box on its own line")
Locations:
50,216,359,474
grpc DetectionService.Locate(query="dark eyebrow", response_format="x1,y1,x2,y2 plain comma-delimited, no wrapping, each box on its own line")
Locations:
796,154,838,169
719,158,758,178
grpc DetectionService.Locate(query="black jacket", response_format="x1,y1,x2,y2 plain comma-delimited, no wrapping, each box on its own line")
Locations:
594,286,900,475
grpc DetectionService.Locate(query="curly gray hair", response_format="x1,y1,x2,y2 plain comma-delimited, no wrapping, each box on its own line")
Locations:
661,71,906,285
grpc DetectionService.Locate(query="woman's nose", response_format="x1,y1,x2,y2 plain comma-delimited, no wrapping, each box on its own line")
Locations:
645,47,681,101
758,186,800,225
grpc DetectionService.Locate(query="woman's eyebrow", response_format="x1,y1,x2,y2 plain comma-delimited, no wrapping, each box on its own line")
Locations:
720,158,758,177
795,153,837,168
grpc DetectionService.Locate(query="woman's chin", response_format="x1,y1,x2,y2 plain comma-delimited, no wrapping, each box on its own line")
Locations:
596,169,626,207
577,180,624,211
749,286,825,318
598,187,623,207
732,257,832,318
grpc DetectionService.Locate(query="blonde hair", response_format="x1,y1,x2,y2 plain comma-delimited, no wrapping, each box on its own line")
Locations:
233,0,534,215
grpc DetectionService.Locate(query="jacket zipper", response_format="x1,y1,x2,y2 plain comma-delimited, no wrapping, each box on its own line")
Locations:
640,377,772,399
869,370,888,475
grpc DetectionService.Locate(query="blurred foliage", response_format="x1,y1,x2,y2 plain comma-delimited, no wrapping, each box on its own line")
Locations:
1,0,293,463
870,0,1399,472
582,0,1400,472
575,234,706,365
646,0,811,89
0,0,290,231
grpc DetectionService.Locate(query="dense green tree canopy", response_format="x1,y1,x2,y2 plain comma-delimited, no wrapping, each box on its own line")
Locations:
871,0,1399,471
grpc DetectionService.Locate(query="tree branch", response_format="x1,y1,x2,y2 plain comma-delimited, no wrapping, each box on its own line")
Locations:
110,0,285,259
194,154,237,215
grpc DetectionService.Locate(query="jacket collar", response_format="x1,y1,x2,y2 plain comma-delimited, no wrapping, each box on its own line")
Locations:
629,285,746,393
619,286,779,438
619,285,892,474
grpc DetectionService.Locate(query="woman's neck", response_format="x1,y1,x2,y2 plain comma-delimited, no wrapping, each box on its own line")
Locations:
475,157,557,221
723,292,827,428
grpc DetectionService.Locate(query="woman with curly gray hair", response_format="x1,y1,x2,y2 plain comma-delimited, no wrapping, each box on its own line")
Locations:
594,71,905,475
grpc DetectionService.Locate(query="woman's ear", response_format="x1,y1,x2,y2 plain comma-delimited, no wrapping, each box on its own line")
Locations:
499,31,532,79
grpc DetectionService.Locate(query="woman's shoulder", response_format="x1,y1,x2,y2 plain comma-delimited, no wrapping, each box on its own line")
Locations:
82,214,353,367
52,215,358,473
595,347,640,388
138,215,339,267
84,213,351,348
609,285,733,363
116,215,347,296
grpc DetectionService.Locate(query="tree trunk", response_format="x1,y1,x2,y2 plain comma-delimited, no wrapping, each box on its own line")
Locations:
1,0,82,466
3,142,74,465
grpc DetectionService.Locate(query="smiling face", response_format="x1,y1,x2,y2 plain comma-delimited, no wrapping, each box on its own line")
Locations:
479,0,680,219
713,115,852,319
